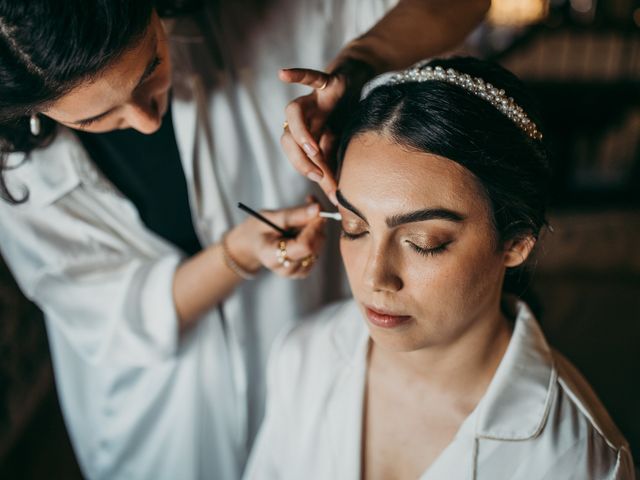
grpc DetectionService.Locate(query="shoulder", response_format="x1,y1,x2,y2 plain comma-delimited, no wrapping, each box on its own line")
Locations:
554,352,634,452
545,350,635,477
553,351,627,449
479,299,635,477
2,128,83,210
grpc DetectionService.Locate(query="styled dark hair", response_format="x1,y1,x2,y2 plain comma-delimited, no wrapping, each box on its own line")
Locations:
337,57,551,293
0,0,202,203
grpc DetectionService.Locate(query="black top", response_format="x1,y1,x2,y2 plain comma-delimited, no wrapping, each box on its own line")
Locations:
76,106,202,256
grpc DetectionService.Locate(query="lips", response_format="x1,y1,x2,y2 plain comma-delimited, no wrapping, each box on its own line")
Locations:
364,305,412,329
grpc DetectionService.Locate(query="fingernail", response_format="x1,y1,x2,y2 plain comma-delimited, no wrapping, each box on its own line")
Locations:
303,142,318,157
307,203,319,216
307,171,323,183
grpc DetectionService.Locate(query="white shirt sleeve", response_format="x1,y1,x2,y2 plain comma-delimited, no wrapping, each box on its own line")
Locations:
0,200,183,368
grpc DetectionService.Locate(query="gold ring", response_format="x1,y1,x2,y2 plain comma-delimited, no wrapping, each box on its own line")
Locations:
300,254,317,268
282,120,289,131
276,240,292,268
317,78,328,91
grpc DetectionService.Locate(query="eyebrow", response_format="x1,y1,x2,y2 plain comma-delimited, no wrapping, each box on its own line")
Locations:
336,190,367,222
72,40,160,126
336,189,465,227
386,208,465,227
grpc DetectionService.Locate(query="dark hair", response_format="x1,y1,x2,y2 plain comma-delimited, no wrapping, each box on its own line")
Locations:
0,0,202,204
337,57,551,293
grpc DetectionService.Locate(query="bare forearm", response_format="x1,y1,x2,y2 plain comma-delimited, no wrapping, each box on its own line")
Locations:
173,223,262,332
171,203,324,333
172,243,243,332
332,0,491,74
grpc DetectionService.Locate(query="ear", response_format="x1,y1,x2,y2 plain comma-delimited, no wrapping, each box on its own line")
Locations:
503,235,536,268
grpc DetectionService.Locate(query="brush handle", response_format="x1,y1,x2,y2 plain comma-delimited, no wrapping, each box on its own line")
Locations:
237,202,297,238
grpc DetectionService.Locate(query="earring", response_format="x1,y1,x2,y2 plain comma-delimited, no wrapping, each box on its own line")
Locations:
29,114,41,136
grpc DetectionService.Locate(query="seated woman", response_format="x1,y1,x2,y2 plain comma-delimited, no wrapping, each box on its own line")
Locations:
244,57,635,479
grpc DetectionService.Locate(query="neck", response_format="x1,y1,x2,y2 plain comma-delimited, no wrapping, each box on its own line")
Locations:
371,301,513,409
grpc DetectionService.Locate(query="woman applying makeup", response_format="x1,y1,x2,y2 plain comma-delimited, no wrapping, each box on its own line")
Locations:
0,1,492,478
245,58,635,479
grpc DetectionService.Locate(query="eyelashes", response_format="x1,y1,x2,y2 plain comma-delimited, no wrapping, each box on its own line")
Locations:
406,241,449,257
144,55,163,82
340,228,449,257
77,114,106,129
340,229,367,241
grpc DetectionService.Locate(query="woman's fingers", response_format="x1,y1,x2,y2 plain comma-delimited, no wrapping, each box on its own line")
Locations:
279,68,331,89
253,200,326,279
281,129,323,180
284,98,320,158
281,122,338,204
317,132,338,204
285,217,326,259
273,218,325,278
257,221,325,278
280,68,343,205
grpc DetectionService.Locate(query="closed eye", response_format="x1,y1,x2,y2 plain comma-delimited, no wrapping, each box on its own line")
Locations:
406,240,450,257
340,228,368,240
76,112,110,128
138,55,162,86
74,56,163,129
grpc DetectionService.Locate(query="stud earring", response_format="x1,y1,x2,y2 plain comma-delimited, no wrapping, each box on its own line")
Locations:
29,114,41,136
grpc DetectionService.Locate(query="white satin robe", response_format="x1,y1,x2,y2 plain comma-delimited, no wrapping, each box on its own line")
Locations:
246,299,636,479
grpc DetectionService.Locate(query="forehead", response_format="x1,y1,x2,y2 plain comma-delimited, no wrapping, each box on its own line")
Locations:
44,23,156,120
338,132,490,218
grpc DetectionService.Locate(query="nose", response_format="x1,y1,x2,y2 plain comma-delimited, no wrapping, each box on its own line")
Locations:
125,97,162,134
363,241,403,293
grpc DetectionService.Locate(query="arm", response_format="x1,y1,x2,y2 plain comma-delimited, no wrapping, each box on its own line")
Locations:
330,0,491,75
174,202,325,331
280,0,491,202
0,200,323,366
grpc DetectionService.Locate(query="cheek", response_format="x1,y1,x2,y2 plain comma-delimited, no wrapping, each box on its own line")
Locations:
410,244,504,312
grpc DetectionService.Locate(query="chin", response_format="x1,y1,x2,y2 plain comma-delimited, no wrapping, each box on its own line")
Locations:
366,323,433,353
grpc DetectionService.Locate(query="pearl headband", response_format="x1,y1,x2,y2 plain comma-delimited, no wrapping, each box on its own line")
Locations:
363,64,543,141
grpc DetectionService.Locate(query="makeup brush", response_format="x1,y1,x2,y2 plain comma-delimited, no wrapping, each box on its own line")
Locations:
237,202,298,238
237,203,342,238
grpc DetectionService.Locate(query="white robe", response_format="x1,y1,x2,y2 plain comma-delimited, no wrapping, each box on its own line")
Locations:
0,1,396,478
246,299,635,479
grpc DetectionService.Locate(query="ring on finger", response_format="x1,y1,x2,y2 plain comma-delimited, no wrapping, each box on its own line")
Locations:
276,240,293,268
300,254,318,268
317,78,329,91
282,120,289,131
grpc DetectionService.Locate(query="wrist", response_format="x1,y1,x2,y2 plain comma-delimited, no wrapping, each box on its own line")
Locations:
223,224,262,277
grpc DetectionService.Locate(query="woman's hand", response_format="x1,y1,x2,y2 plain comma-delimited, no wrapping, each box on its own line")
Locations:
226,200,326,279
279,60,374,205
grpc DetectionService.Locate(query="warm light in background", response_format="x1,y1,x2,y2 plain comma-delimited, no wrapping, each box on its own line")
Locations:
488,0,550,26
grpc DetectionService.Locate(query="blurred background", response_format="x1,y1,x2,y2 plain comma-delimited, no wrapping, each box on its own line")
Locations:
1,0,639,477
